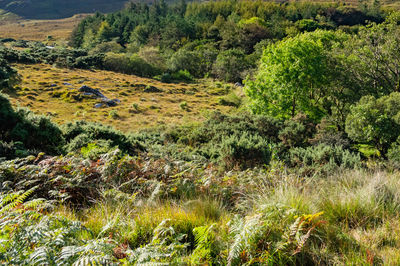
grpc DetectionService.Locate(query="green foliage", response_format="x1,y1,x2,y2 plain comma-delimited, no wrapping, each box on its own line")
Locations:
212,48,248,82
129,219,189,264
191,224,220,265
342,16,400,96
218,92,241,107
0,189,118,265
278,114,316,149
288,144,362,177
66,0,381,82
218,131,271,169
0,93,64,157
103,52,161,77
62,120,143,155
160,112,281,168
227,207,325,265
346,92,400,155
0,57,19,90
80,142,110,160
245,30,346,120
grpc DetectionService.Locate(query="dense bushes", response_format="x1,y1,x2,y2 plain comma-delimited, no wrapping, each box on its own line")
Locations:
103,53,161,77
61,120,143,155
0,57,19,89
0,93,63,157
288,144,361,176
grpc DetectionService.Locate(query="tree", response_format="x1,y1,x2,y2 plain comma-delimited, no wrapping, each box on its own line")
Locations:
97,21,115,42
245,30,342,120
212,49,248,82
342,18,400,96
345,92,400,155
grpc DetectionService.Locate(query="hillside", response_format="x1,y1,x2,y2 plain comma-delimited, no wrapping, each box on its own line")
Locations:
9,63,237,132
0,0,128,19
2,0,400,264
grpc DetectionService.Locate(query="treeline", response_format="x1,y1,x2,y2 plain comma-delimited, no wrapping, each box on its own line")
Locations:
69,0,384,82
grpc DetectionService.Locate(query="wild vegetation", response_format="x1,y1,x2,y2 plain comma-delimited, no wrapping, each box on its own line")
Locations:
2,0,400,265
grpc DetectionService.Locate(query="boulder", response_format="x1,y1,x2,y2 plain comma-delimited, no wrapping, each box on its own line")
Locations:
79,85,105,98
101,98,118,107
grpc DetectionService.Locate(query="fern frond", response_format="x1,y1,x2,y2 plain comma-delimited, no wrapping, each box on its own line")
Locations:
227,214,262,266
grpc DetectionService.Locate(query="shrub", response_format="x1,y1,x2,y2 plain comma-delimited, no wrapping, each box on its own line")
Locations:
217,131,271,168
388,139,400,169
0,141,21,159
0,93,64,156
168,48,202,77
0,57,19,90
278,114,316,149
62,121,143,154
179,101,188,111
103,52,160,77
160,112,281,168
288,144,362,176
108,110,119,119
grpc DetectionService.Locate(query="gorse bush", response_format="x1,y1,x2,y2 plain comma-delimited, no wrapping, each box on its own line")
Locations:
288,144,362,177
61,120,143,155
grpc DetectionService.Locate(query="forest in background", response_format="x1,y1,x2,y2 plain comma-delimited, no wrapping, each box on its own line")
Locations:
2,0,400,264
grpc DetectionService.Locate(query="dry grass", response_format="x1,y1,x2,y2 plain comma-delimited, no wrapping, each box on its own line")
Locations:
0,14,88,42
8,63,238,133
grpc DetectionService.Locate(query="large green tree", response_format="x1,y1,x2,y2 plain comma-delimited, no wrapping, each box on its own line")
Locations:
245,30,346,120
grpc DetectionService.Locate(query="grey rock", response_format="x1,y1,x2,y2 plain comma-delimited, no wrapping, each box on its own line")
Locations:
79,85,105,98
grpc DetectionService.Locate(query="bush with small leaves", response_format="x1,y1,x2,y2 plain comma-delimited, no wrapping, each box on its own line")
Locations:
288,144,362,177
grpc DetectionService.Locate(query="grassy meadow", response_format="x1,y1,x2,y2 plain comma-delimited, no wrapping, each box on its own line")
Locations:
8,63,238,132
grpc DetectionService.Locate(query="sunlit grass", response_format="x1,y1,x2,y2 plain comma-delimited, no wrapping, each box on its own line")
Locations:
8,63,238,133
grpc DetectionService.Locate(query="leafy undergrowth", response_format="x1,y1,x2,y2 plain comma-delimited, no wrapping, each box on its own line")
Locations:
8,63,239,132
1,149,400,264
